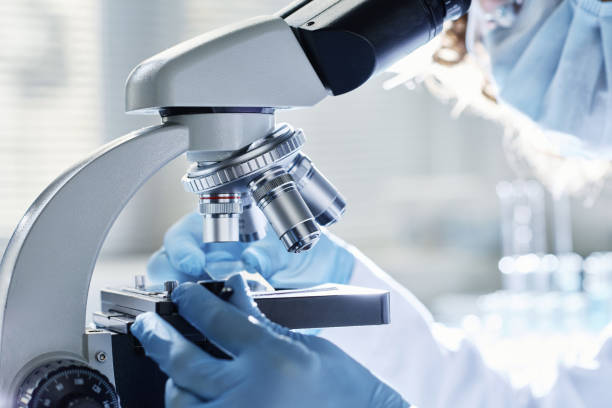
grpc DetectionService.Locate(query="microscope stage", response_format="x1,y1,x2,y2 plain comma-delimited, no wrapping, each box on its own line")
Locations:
95,282,390,332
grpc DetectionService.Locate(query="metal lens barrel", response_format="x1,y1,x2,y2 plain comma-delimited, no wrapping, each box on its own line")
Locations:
239,195,268,242
199,193,242,242
288,153,346,227
249,167,320,253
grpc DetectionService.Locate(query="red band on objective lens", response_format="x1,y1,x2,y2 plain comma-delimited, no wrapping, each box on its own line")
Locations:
200,196,241,200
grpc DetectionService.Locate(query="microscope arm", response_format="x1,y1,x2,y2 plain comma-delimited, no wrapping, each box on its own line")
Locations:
0,123,188,400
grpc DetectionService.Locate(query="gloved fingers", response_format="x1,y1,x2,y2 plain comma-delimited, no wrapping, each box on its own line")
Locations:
224,274,296,339
165,379,204,408
202,242,245,262
200,242,247,281
147,249,210,284
172,282,271,357
131,312,238,400
240,233,289,279
224,274,261,315
163,212,207,277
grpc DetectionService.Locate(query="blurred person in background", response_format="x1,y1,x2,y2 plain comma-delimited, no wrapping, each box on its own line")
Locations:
131,1,612,407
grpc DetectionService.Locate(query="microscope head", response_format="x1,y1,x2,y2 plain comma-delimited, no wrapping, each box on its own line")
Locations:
124,0,472,252
124,16,344,252
125,16,328,114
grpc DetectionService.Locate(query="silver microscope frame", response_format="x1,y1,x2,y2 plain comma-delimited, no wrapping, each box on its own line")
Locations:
0,15,329,405
0,0,472,399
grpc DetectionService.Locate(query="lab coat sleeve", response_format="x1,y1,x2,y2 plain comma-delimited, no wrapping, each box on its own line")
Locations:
319,246,612,408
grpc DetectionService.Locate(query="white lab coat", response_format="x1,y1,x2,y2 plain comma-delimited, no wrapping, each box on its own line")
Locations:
320,246,612,408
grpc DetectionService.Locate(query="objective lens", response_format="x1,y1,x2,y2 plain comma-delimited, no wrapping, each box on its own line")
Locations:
288,153,346,227
199,193,242,242
239,195,268,242
249,167,320,253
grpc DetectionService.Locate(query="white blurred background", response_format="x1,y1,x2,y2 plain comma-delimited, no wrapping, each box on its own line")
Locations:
2,0,612,311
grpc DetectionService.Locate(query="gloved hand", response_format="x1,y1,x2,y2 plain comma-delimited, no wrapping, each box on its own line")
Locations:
147,212,355,288
130,275,411,408
147,212,246,283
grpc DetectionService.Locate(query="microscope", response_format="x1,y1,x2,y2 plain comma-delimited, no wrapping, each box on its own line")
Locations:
0,0,470,406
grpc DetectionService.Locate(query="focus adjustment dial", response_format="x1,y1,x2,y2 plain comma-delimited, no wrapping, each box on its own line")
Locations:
17,360,119,408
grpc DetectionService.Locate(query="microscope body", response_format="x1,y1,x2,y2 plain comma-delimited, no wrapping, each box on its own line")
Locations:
0,1,470,406
128,16,346,253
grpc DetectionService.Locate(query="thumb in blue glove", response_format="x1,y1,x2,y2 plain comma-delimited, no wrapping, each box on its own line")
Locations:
240,226,355,288
148,212,355,289
147,212,246,284
130,274,411,408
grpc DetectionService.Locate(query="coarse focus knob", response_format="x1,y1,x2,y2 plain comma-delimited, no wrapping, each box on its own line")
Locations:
16,360,119,408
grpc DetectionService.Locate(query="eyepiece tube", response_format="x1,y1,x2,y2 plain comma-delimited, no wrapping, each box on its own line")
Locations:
284,0,471,95
199,193,242,242
288,153,346,227
249,167,320,253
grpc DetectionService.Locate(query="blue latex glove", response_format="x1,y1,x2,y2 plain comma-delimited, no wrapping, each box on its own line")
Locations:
148,212,355,288
147,212,246,283
131,275,411,408
240,223,354,288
